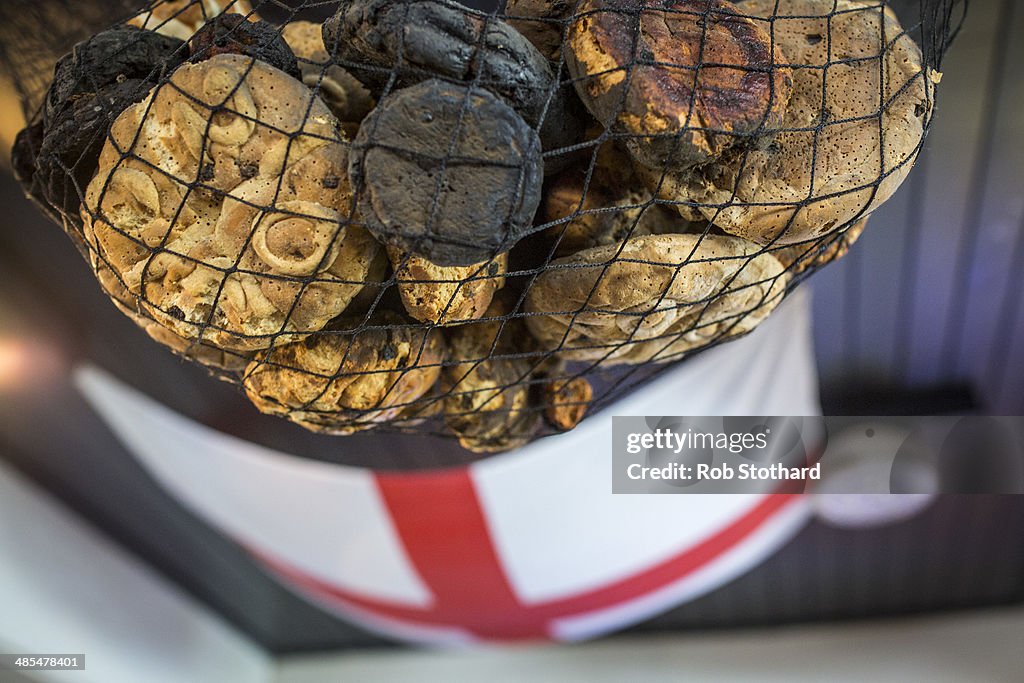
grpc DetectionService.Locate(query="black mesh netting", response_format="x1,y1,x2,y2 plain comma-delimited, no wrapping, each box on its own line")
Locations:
3,0,964,452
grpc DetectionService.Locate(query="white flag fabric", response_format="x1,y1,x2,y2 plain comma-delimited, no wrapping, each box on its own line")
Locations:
76,290,820,643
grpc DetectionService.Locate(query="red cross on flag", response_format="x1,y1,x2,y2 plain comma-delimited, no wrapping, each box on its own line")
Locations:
77,291,818,644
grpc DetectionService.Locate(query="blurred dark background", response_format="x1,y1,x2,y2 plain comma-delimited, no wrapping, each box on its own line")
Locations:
812,0,1024,416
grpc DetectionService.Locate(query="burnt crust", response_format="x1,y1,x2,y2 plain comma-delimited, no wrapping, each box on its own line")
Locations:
188,13,301,79
349,79,543,266
565,0,793,170
659,0,934,244
505,0,575,62
323,0,584,153
15,27,188,228
44,26,187,127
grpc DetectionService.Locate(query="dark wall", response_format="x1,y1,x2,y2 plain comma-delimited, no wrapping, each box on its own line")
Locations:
811,0,1024,413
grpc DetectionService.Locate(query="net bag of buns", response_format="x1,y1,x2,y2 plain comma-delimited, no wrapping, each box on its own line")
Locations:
7,0,955,452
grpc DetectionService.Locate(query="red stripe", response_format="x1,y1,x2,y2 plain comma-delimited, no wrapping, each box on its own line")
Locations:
373,469,549,639
250,484,801,641
529,491,796,616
